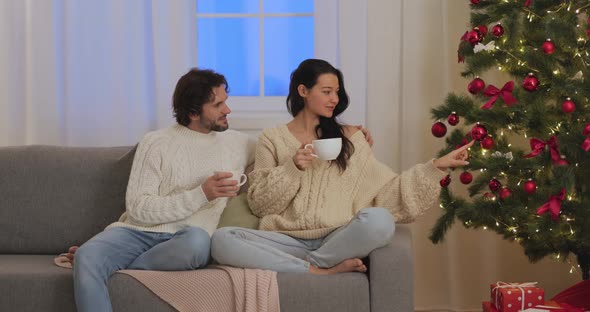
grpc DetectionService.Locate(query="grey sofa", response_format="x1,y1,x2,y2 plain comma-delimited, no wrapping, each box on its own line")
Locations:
0,145,414,312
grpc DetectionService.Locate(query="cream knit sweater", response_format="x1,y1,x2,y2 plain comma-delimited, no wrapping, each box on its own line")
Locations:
107,124,254,236
247,125,447,239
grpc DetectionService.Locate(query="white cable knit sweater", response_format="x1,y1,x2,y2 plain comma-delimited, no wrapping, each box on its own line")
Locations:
107,124,254,236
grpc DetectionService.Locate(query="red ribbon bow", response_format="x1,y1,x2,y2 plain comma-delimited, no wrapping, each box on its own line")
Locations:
524,135,568,165
481,81,518,109
536,188,566,221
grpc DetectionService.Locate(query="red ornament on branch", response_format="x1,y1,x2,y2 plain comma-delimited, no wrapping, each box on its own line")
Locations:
476,25,488,36
523,179,537,194
460,171,473,184
448,112,460,126
582,123,590,151
492,24,504,37
522,73,540,92
440,175,451,187
471,123,488,141
431,122,447,138
489,178,501,192
499,187,513,199
468,77,486,94
466,30,481,45
470,0,480,4
542,39,555,54
562,98,576,113
480,136,494,149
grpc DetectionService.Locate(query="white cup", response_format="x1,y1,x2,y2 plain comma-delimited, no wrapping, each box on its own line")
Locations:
215,170,247,187
304,138,342,161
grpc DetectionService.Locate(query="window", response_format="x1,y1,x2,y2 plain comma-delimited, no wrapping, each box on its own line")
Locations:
196,0,314,113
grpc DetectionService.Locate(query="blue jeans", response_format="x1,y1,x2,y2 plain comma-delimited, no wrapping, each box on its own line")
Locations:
211,207,395,273
73,226,210,312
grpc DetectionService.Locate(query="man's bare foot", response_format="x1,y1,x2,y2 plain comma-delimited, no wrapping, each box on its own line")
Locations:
309,258,367,275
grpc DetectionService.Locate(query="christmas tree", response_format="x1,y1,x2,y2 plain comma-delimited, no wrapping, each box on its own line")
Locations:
429,0,590,280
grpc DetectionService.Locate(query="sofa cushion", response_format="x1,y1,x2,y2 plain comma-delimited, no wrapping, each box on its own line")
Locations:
0,145,136,254
0,255,174,312
217,192,259,229
0,255,370,312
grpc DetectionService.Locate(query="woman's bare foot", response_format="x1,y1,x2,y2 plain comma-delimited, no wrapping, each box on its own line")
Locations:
309,258,367,275
65,246,79,265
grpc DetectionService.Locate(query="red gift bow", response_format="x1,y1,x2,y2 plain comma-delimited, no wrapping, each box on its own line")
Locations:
524,135,568,165
482,81,518,109
537,188,566,221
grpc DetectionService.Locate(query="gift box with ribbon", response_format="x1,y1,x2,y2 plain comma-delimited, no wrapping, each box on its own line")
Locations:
490,282,545,312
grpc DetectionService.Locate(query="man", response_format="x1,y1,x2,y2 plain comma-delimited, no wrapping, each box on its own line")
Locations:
73,68,254,312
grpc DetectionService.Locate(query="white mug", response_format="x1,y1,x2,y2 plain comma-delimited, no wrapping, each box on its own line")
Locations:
215,170,247,187
304,138,342,161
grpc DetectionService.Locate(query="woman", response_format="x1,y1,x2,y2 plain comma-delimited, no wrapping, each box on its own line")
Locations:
211,59,472,274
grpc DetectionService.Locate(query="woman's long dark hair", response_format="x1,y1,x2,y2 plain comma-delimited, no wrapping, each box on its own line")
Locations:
286,59,354,172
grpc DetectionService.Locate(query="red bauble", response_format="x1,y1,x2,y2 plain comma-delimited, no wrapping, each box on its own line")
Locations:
587,29,590,38
583,123,590,136
522,73,539,92
471,123,488,141
448,112,460,126
489,178,501,192
470,0,480,4
431,122,447,138
477,25,488,37
480,135,494,150
466,30,481,45
542,39,555,54
562,98,576,113
440,175,451,187
499,187,513,199
468,77,486,94
460,171,473,184
523,179,536,195
455,138,470,149
491,24,504,37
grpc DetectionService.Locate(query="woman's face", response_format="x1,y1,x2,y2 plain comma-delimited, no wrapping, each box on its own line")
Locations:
299,73,339,118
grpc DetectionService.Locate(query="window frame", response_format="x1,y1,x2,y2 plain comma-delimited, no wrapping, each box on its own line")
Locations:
194,0,367,129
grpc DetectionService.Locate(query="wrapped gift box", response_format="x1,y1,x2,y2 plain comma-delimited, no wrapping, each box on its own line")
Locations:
483,301,499,312
490,282,545,312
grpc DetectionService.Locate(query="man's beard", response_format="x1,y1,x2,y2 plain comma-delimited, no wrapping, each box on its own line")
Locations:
201,118,228,132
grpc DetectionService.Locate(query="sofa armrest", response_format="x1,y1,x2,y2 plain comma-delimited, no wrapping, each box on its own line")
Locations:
368,224,413,312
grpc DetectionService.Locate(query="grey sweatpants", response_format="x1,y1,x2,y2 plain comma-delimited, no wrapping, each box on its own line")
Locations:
211,207,395,273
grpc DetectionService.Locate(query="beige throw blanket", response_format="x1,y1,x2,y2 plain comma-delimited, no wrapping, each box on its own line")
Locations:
54,256,279,312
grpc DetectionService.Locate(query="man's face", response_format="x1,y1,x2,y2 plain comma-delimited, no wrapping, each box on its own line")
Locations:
189,85,231,133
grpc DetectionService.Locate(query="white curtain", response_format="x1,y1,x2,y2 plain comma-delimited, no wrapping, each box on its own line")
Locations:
0,0,195,147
